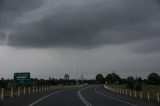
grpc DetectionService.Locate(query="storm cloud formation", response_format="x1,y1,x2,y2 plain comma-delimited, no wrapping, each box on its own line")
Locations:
0,0,43,29
0,0,160,78
0,0,159,52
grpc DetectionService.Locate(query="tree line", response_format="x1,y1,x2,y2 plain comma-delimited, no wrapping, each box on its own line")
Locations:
1,72,159,90
96,72,160,91
0,74,96,89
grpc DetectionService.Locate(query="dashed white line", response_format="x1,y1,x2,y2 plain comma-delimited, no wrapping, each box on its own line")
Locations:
95,87,137,106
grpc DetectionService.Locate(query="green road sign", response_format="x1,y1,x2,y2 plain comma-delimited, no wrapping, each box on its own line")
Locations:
14,72,30,84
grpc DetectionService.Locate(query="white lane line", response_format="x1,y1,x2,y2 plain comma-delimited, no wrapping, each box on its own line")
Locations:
95,87,137,106
78,87,93,106
28,89,70,106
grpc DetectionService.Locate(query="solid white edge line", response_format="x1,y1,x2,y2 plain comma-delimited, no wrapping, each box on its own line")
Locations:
95,87,137,106
78,87,93,106
28,89,69,106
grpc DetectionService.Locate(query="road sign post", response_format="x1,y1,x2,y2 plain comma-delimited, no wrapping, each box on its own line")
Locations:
29,87,31,94
18,87,20,96
11,87,13,98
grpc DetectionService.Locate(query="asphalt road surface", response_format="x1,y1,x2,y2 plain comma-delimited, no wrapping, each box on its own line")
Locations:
27,85,159,106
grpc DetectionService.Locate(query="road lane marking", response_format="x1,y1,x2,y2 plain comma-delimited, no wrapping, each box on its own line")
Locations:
78,87,93,106
95,87,137,106
28,89,70,106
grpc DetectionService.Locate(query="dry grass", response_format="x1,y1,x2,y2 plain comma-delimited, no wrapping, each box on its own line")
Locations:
108,84,160,102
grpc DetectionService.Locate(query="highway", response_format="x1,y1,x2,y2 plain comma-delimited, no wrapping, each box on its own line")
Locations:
28,85,159,106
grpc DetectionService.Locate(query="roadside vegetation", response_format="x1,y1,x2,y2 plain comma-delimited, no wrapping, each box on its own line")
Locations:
0,74,96,89
96,72,160,102
0,74,96,98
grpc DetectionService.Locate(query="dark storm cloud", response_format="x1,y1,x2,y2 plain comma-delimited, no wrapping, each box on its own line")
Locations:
0,0,160,52
132,37,160,54
0,0,43,29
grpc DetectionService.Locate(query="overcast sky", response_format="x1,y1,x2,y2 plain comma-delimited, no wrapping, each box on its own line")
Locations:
0,0,160,79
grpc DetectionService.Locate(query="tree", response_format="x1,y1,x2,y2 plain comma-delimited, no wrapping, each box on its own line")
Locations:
126,76,134,90
134,82,142,91
96,74,105,84
64,74,69,80
134,77,142,91
136,77,143,83
105,73,121,85
147,73,160,85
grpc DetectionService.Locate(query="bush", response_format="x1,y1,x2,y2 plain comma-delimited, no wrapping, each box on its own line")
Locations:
126,76,134,89
134,82,142,91
147,73,160,85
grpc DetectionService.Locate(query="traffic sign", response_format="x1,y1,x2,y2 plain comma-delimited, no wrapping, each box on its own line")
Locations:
14,72,30,84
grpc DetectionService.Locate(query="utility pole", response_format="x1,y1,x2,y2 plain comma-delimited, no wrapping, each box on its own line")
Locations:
75,68,78,85
81,74,84,85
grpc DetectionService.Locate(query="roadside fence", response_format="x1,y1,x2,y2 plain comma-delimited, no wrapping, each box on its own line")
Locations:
104,85,160,103
0,85,80,100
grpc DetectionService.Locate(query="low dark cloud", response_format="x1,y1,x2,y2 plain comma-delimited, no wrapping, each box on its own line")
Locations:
0,0,43,29
0,0,160,52
132,37,160,54
1,0,160,79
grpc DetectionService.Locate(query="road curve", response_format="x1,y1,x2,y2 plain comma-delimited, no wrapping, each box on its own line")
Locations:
29,87,85,106
79,85,136,106
27,85,159,106
80,85,159,106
